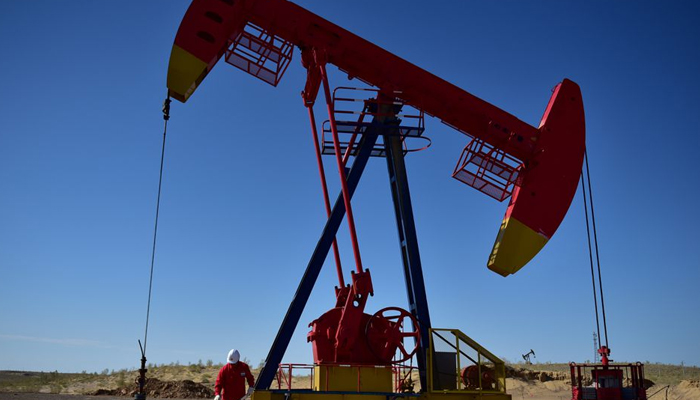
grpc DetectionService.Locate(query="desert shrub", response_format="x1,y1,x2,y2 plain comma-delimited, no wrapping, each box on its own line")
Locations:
189,364,202,373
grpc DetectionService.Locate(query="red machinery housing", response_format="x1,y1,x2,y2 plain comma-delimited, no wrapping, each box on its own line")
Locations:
570,362,647,400
461,365,496,391
309,305,420,365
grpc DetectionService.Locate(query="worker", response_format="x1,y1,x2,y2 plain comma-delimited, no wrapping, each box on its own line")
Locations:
214,349,255,400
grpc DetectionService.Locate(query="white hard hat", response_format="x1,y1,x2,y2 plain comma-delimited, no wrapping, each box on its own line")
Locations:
227,349,240,364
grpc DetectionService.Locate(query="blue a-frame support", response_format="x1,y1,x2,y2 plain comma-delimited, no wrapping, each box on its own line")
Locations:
256,120,432,392
384,134,432,391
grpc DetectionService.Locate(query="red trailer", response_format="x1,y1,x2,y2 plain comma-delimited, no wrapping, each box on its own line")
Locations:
570,361,647,400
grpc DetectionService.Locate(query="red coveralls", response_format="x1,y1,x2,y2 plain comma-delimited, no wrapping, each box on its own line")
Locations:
215,362,255,400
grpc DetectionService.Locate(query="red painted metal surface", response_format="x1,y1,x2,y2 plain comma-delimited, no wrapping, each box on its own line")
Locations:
319,60,364,275
167,0,588,370
570,362,647,400
333,269,373,361
167,0,586,276
365,307,420,363
224,22,293,86
504,79,585,240
275,363,315,391
304,58,381,365
308,304,419,365
168,0,588,371
308,308,379,364
307,269,378,363
461,365,496,390
306,104,345,289
170,0,539,159
452,137,523,202
599,345,612,366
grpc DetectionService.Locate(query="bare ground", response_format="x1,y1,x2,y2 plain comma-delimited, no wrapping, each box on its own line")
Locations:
0,395,205,400
0,394,131,400
2,370,698,400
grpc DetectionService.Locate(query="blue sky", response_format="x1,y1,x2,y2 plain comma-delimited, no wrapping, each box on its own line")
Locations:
1,0,699,373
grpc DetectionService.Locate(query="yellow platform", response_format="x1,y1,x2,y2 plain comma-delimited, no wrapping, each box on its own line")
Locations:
254,328,511,400
314,365,393,393
254,390,510,400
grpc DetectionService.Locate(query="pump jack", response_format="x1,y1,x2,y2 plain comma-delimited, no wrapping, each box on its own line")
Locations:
165,1,586,400
522,350,535,365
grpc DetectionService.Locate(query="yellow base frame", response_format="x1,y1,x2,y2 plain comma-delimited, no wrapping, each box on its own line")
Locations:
313,365,393,393
253,390,511,400
254,328,511,400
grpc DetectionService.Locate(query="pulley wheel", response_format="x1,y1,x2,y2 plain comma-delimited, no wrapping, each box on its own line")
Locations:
365,306,420,363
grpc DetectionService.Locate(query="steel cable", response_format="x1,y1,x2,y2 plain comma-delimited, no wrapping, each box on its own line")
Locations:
584,150,609,348
143,97,171,355
581,169,602,349
581,148,610,352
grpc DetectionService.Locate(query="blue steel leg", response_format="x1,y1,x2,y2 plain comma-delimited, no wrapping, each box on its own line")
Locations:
255,129,380,390
384,134,432,392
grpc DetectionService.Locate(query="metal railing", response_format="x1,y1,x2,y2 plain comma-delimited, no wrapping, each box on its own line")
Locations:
275,363,419,393
428,328,507,394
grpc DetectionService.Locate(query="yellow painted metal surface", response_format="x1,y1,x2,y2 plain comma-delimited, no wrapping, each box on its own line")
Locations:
488,217,548,277
428,329,508,397
253,390,510,400
250,390,273,400
314,365,393,393
166,45,209,103
253,328,512,400
423,392,511,400
255,392,391,400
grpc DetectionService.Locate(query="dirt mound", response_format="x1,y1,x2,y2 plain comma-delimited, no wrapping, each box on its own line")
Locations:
660,380,700,400
506,367,568,382
677,380,700,389
92,378,213,398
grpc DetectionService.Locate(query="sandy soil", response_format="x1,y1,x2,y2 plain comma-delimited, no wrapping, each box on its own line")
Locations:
2,385,699,400
505,380,700,400
506,378,572,400
0,395,124,400
0,395,195,400
2,373,698,400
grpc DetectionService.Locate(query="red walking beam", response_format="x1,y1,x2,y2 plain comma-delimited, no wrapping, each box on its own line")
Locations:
166,0,585,276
